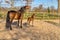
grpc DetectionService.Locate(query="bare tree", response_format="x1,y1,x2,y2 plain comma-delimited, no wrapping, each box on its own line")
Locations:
5,0,10,4
23,0,33,6
38,4,43,12
50,6,55,13
58,0,60,14
5,0,14,8
0,0,2,11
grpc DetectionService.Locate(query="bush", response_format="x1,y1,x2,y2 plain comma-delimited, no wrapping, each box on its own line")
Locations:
0,13,3,18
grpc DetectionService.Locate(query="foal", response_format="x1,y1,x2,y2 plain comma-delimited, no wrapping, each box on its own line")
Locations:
27,14,35,27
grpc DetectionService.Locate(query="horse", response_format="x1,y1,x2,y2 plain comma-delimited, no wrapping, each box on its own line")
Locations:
6,6,30,30
27,14,35,27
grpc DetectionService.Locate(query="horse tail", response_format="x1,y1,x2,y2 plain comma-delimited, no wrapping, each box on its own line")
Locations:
6,11,10,23
6,11,10,29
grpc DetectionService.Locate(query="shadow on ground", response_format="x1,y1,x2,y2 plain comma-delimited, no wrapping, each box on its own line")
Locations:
45,21,60,27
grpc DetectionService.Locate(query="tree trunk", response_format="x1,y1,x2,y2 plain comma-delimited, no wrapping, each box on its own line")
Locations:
58,0,60,14
11,0,14,8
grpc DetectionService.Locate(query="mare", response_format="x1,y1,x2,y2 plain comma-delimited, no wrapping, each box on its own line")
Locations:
6,6,30,30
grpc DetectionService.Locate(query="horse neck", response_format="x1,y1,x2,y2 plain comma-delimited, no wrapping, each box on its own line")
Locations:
31,15,34,18
18,10,24,14
19,7,25,13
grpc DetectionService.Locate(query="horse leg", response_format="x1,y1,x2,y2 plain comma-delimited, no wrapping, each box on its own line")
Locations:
27,20,29,25
6,17,12,30
9,19,13,30
6,19,12,30
20,18,22,28
6,13,11,30
6,19,10,30
32,20,34,27
17,19,19,27
29,21,30,25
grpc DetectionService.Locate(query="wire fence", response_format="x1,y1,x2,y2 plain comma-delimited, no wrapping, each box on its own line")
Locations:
0,11,60,19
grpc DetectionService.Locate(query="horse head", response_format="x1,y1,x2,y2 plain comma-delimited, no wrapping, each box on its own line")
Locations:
19,5,30,12
24,5,30,9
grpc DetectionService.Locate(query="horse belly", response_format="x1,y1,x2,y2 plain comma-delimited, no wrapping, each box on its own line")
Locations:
9,13,15,19
14,14,19,20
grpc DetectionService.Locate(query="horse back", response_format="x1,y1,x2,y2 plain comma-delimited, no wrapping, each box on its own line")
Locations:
8,10,17,19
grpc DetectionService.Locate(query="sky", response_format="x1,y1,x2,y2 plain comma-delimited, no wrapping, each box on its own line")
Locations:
0,0,58,9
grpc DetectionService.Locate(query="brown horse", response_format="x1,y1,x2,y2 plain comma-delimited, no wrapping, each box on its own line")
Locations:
27,14,35,27
6,6,30,30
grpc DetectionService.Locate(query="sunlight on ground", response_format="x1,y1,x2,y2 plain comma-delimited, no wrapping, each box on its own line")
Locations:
0,20,60,40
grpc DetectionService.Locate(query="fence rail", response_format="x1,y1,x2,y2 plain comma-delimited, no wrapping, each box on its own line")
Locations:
0,11,60,19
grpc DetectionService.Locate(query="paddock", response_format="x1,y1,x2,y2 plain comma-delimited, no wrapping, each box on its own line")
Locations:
0,19,60,40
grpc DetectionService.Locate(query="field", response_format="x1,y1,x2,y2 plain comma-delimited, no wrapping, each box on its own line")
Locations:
0,0,60,40
0,11,60,40
0,19,60,40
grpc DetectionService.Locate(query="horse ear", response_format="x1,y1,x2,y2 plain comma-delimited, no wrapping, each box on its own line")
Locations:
25,6,30,9
33,13,35,15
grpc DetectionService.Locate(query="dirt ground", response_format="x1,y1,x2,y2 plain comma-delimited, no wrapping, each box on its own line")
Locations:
0,19,60,40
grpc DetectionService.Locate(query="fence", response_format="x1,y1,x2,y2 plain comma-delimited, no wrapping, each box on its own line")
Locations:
0,11,60,20
24,12,59,19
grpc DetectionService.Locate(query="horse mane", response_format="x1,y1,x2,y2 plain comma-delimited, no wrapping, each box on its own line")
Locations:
19,6,24,10
18,6,27,13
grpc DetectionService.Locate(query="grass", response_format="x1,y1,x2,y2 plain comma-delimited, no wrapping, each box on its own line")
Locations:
0,12,60,19
0,13,3,19
24,13,60,20
0,12,7,19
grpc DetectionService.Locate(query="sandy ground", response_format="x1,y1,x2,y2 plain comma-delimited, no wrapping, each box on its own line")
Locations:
0,19,60,40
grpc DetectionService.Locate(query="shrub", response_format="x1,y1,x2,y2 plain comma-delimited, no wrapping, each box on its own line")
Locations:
0,13,3,18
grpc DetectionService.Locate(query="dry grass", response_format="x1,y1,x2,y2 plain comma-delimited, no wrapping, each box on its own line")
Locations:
0,19,60,40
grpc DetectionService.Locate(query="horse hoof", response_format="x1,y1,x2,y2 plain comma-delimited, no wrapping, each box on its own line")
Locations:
20,26,22,28
10,28,12,30
10,29,12,30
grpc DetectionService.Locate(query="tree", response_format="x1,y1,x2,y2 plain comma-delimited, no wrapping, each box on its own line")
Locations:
38,4,43,12
50,6,55,13
23,0,33,6
0,0,2,12
47,7,50,13
58,0,60,14
5,0,10,4
5,0,14,8
39,4,43,9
